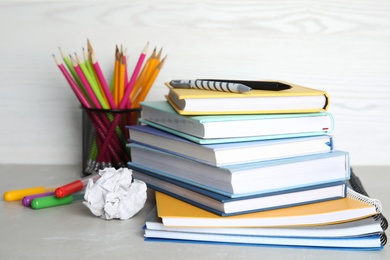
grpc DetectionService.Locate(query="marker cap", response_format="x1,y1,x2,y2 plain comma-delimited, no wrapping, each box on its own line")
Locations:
55,180,84,198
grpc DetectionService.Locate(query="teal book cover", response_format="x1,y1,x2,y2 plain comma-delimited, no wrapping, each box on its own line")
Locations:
139,100,334,142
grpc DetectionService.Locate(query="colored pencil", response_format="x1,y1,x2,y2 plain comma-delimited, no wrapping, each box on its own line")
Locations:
58,48,83,89
84,45,109,107
53,55,91,108
90,53,116,109
130,48,161,106
120,42,149,109
130,47,156,105
70,55,102,109
132,55,167,108
114,45,120,107
94,43,149,162
118,54,126,105
66,57,125,164
54,41,164,173
75,53,108,109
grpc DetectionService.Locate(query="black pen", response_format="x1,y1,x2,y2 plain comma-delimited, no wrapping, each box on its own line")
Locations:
201,79,292,91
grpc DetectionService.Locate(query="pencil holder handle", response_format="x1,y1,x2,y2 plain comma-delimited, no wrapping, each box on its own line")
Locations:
81,107,141,176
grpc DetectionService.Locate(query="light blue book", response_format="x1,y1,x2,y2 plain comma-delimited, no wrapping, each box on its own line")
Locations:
132,166,347,216
127,125,333,167
139,101,334,144
128,143,350,197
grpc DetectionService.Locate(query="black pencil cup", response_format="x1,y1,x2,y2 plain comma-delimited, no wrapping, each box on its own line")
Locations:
81,107,141,176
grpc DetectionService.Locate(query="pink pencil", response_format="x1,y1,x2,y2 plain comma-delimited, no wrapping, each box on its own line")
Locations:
52,55,91,108
123,50,129,88
119,42,148,109
95,43,149,162
123,52,130,108
54,54,125,167
70,55,102,109
90,53,116,109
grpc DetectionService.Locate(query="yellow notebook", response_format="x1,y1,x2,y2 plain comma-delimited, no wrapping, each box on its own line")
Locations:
155,189,381,228
165,81,330,115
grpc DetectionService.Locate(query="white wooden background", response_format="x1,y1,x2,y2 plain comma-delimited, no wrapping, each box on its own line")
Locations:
1,0,389,166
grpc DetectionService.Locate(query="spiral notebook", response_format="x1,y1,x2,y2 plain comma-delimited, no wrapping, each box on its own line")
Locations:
154,188,384,228
348,168,388,231
144,168,387,249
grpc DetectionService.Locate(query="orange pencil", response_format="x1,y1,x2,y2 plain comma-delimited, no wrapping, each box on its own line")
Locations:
118,54,126,104
129,48,155,101
123,48,129,89
119,42,148,109
132,55,167,108
130,48,161,104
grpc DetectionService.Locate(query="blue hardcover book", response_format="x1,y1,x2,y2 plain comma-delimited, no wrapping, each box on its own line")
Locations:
131,166,347,216
127,125,333,166
128,143,350,197
139,101,334,144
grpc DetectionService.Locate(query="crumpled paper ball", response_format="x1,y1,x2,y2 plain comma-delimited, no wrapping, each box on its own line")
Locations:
83,167,147,220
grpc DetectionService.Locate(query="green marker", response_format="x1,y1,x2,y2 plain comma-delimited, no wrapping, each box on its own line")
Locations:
31,193,84,210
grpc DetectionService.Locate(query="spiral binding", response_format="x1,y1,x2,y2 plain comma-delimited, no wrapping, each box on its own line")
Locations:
380,233,387,246
349,168,388,231
373,214,389,231
347,188,383,213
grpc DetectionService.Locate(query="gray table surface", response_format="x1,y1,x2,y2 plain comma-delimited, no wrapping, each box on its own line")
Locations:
0,165,389,260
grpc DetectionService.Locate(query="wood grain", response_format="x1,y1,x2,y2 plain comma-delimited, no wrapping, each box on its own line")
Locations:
0,0,389,166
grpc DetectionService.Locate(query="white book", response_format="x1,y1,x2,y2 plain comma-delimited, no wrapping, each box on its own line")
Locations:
129,143,350,197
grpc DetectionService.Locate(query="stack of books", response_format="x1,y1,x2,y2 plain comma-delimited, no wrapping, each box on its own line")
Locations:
127,81,387,250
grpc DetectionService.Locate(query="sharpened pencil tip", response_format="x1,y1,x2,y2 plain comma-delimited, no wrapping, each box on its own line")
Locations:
87,38,93,50
58,47,67,58
142,42,149,54
70,58,77,66
156,47,163,59
90,53,97,63
157,55,167,69
82,47,89,61
52,54,61,65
